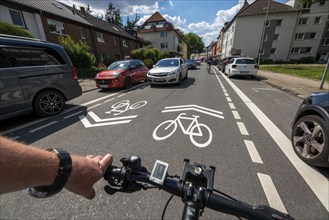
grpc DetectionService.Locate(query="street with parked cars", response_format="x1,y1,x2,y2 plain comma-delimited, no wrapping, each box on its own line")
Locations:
1,55,328,219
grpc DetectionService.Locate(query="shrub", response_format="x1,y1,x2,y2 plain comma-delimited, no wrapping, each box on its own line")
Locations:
299,56,315,64
143,59,153,69
76,66,106,78
58,35,96,69
103,56,116,67
0,21,34,38
159,51,170,60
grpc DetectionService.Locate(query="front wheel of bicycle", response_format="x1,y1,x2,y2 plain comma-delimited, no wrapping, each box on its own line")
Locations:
153,120,177,140
130,101,147,110
189,124,212,148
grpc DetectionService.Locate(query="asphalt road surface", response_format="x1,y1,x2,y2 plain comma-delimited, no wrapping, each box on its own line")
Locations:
1,64,328,219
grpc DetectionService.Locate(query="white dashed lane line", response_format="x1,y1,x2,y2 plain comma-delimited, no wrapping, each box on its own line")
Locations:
228,103,236,109
236,122,249,135
64,111,84,119
244,140,263,164
29,121,58,133
232,110,241,120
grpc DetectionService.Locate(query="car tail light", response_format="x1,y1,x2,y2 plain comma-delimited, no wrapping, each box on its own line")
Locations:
232,64,237,68
72,66,78,80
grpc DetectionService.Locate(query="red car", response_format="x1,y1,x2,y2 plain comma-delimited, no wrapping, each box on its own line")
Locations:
95,59,148,89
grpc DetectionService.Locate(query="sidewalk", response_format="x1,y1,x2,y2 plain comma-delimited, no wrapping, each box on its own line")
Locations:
256,70,329,99
77,71,329,99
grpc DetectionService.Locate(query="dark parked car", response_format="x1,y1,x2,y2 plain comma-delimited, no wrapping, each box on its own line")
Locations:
0,34,82,120
291,92,329,167
186,59,197,69
218,56,234,72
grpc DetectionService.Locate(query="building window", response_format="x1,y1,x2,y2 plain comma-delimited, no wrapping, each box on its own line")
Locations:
298,18,308,25
301,3,311,13
319,0,325,6
231,26,234,33
80,27,86,39
276,20,282,26
122,40,128,47
263,34,268,42
322,38,329,46
96,32,106,43
9,9,26,28
265,20,270,27
304,47,312,53
230,38,232,45
326,24,329,31
295,33,304,40
291,47,301,54
314,17,321,24
47,19,67,35
273,34,279,41
270,48,276,54
309,32,316,39
160,43,168,48
160,32,168,37
260,48,265,55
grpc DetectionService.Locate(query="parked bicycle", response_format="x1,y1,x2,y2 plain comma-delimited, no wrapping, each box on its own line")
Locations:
106,100,147,115
153,113,212,148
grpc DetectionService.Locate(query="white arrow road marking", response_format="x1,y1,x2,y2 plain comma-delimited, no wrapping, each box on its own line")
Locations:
88,111,137,122
162,105,224,119
79,115,131,128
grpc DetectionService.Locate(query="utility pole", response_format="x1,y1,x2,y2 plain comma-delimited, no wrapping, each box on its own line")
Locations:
320,59,329,89
257,0,271,68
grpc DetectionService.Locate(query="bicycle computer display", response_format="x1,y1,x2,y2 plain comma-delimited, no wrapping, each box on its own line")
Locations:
149,160,169,185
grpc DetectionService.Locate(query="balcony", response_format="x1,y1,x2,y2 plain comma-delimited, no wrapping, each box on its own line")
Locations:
138,22,174,33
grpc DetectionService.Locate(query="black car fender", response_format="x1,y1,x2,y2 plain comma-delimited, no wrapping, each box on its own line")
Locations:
291,105,329,128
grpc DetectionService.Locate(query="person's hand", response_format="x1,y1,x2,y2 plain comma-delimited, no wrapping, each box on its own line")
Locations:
65,154,113,199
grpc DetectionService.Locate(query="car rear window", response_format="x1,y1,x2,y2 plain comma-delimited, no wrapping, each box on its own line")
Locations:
235,59,255,64
0,46,66,67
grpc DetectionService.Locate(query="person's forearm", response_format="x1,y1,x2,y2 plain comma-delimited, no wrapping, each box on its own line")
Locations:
0,137,59,194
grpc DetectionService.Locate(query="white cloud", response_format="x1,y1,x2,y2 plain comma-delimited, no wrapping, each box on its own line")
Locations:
169,0,174,7
163,14,186,26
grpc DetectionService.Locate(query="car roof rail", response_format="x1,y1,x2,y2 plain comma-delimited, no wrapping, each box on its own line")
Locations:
0,34,48,42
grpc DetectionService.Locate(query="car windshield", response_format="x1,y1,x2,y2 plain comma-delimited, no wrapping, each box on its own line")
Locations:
108,61,130,70
156,59,179,67
235,59,255,64
187,60,194,63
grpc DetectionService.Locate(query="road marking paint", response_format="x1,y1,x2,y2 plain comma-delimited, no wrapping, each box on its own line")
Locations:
258,173,287,213
89,103,102,109
88,111,137,122
79,115,131,128
226,97,232,102
164,104,223,115
117,93,126,98
224,92,229,97
223,89,227,93
244,140,263,164
162,108,224,119
229,103,236,109
29,121,58,133
232,110,241,120
64,111,84,119
104,98,115,103
213,67,329,212
252,88,278,93
237,122,249,135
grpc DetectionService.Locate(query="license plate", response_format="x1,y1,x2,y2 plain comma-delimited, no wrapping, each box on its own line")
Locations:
99,84,108,88
240,71,249,74
155,79,166,82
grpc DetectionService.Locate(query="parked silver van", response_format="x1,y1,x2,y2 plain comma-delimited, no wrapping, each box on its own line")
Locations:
0,34,82,120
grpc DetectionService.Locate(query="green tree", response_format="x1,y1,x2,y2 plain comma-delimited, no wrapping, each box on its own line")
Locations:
126,14,140,30
58,35,96,69
0,21,34,38
184,32,204,58
105,2,122,27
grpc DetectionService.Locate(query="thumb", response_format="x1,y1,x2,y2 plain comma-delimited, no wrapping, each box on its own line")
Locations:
85,187,96,200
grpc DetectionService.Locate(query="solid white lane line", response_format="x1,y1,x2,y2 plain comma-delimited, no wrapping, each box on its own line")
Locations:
29,121,58,133
224,92,229,97
244,140,263,164
89,103,102,109
229,103,236,109
232,110,241,120
214,67,329,212
64,111,83,119
226,97,232,102
258,173,287,213
104,98,115,103
117,93,126,97
237,122,249,135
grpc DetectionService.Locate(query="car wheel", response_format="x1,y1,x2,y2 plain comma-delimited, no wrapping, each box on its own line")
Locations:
33,90,65,117
291,115,329,167
177,73,182,85
124,77,132,89
185,70,188,79
227,70,232,78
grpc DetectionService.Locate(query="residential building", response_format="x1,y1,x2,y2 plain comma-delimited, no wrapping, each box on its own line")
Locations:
286,0,329,63
137,11,187,58
220,0,298,61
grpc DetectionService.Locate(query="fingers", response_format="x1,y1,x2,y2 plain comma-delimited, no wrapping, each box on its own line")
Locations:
99,154,113,173
85,187,96,200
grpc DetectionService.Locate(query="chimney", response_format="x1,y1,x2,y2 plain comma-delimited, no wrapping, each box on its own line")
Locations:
80,6,86,14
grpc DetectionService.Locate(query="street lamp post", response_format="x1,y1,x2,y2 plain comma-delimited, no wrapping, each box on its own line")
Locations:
257,0,271,68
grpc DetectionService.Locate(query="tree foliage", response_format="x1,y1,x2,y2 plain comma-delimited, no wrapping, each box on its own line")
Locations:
183,32,204,58
0,21,34,38
130,46,170,68
126,14,140,30
105,2,122,27
58,35,96,69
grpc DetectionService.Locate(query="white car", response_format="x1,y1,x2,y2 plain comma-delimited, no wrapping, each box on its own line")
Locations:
147,58,188,86
224,57,258,78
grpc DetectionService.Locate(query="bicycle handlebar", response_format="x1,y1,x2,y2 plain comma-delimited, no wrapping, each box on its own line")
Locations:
104,156,294,220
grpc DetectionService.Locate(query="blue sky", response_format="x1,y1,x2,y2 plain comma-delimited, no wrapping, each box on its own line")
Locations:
59,0,288,45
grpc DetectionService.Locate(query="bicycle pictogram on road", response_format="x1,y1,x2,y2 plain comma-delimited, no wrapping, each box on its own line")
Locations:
106,100,147,115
